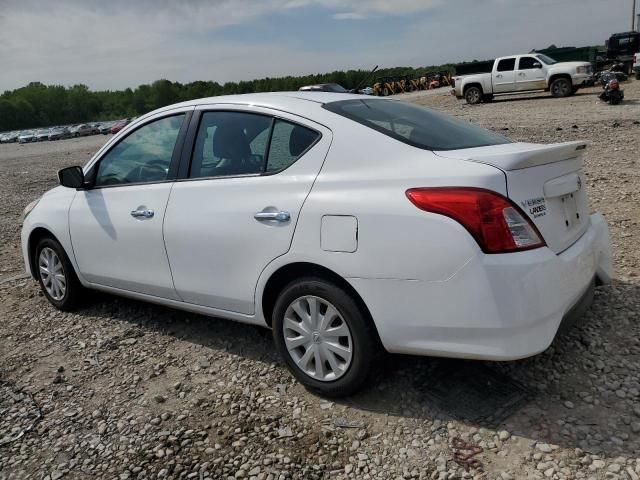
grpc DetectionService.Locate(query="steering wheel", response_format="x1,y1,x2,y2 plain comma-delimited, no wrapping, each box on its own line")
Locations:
127,159,168,183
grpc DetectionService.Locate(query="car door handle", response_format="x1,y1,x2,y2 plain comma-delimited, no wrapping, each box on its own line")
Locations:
518,72,526,76
130,209,154,219
254,211,290,222
495,74,503,78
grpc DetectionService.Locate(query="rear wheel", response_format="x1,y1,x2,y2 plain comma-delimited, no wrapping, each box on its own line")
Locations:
464,86,482,105
272,277,379,397
550,77,572,98
35,237,83,310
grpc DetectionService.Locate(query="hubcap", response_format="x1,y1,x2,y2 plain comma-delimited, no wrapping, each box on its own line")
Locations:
38,247,66,301
282,296,353,382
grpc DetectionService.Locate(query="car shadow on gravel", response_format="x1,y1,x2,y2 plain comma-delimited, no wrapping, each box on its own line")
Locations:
78,281,638,458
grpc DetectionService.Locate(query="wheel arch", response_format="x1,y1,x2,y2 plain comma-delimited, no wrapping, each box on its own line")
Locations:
260,262,383,344
548,73,572,86
27,227,62,279
463,82,483,95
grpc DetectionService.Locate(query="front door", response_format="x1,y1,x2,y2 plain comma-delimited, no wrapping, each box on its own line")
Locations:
69,113,188,299
515,56,546,91
163,108,331,314
493,57,517,93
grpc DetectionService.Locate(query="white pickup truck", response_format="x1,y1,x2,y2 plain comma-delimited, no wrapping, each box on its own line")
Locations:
453,54,593,104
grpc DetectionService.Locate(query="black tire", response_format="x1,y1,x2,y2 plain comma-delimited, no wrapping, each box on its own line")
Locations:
382,87,389,96
464,86,482,104
550,77,572,98
272,277,380,397
34,237,83,311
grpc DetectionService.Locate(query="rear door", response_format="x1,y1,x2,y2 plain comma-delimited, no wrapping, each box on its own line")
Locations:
515,56,546,91
493,58,517,93
163,106,332,314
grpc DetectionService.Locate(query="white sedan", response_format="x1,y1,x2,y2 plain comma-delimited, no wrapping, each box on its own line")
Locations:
21,92,612,397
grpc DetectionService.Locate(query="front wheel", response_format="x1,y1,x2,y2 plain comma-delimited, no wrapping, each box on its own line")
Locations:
272,278,380,397
550,78,572,98
464,86,482,104
35,237,83,310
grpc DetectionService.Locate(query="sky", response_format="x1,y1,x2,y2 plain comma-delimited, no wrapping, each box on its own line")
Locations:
0,0,636,92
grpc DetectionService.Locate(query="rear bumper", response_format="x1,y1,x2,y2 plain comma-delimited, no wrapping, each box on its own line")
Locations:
349,213,612,360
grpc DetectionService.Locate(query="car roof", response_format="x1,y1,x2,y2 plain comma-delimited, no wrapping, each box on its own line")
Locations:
150,92,367,116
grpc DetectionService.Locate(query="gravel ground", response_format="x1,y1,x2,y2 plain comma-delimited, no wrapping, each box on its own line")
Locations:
1,84,640,480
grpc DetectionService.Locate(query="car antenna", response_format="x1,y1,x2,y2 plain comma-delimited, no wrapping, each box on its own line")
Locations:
351,65,379,93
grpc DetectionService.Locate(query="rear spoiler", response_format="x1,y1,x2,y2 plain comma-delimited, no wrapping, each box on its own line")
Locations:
435,141,589,171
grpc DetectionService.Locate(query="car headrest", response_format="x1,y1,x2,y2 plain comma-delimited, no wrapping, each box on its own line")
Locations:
289,125,317,157
212,124,251,160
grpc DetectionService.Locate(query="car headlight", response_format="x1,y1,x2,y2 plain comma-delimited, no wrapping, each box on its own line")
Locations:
23,198,41,220
576,66,587,74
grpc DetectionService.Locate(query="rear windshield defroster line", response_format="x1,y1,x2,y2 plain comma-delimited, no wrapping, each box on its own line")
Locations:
322,99,511,151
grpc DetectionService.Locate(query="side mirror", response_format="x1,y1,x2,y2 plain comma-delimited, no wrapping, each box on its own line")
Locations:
533,62,542,69
58,166,85,189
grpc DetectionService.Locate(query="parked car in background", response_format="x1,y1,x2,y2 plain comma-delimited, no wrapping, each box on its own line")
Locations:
35,129,51,141
99,121,116,134
48,127,72,141
359,86,374,95
110,119,131,134
0,132,15,143
5,131,20,143
70,124,94,137
22,92,611,397
18,130,36,143
453,54,593,104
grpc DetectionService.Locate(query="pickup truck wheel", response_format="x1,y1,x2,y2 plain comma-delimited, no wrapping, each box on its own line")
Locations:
464,86,482,105
550,78,572,98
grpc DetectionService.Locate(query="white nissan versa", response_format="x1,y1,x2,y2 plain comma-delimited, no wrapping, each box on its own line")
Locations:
21,93,612,397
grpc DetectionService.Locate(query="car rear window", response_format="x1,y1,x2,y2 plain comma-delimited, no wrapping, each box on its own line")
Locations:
323,99,511,151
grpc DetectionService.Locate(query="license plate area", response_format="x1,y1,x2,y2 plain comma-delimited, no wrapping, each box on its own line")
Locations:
560,192,581,230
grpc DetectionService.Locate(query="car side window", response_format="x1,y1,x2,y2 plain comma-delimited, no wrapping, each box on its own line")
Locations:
518,57,540,70
94,114,185,187
265,120,319,173
497,58,516,72
190,111,272,178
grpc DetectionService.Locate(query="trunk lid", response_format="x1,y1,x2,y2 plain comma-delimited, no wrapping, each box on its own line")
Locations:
435,141,590,254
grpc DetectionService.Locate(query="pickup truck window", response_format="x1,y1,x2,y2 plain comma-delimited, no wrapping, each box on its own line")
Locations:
518,57,541,70
497,58,516,71
323,99,511,151
535,54,558,65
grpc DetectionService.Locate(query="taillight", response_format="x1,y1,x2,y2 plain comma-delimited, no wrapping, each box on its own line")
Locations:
405,187,546,254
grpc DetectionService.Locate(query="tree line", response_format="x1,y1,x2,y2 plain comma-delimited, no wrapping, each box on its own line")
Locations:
0,63,458,131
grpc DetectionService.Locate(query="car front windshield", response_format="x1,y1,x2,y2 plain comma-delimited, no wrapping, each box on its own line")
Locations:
536,54,557,65
323,98,511,151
